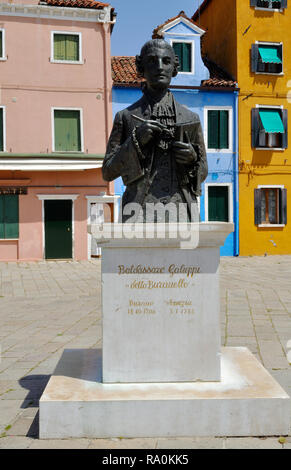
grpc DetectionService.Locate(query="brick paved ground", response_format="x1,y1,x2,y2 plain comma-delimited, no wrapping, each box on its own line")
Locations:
0,256,290,449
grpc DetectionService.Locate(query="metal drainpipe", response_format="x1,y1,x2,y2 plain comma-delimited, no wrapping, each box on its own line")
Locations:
234,90,239,256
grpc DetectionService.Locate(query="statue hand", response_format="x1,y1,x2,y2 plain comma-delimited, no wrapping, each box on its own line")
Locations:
135,120,165,147
172,141,197,165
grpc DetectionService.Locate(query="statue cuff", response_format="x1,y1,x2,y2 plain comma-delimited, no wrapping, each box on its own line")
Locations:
132,127,145,161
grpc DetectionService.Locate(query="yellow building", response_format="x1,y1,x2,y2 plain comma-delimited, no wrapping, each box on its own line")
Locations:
193,0,291,255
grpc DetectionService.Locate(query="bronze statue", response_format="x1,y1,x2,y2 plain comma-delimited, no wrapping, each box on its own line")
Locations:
102,39,208,222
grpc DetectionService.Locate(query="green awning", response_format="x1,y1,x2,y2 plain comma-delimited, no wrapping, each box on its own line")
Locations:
259,110,285,133
258,46,282,64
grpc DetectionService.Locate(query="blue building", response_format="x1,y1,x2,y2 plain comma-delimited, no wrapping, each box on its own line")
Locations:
111,12,239,256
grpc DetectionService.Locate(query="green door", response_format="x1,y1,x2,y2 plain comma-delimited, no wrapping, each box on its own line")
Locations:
44,200,72,259
208,186,229,222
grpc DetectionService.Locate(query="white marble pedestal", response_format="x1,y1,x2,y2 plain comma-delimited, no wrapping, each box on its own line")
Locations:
39,223,290,438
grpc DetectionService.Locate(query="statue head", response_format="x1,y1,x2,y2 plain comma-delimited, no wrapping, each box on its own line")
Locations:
136,39,179,92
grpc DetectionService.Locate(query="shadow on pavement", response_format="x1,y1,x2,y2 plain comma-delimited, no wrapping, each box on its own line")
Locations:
19,375,51,439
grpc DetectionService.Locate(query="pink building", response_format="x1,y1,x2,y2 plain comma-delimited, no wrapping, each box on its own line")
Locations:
0,0,118,261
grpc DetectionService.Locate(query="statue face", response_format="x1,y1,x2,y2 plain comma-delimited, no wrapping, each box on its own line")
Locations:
142,45,175,92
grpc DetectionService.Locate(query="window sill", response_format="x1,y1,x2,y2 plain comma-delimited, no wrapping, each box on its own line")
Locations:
254,7,283,12
50,59,84,65
52,151,84,154
255,147,285,151
0,238,19,241
255,71,284,76
258,224,285,228
206,149,232,153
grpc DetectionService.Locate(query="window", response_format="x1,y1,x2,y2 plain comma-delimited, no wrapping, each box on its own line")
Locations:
251,0,287,9
205,108,232,151
251,43,283,74
205,184,233,223
254,187,287,225
252,107,287,149
52,32,81,63
0,29,6,60
53,109,82,152
0,108,4,152
172,41,193,73
0,195,19,239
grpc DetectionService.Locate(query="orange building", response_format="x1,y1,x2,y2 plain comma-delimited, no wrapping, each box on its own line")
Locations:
193,0,291,255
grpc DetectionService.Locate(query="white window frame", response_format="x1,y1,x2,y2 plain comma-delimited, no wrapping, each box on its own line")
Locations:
254,0,284,12
86,195,120,259
0,106,6,152
51,107,84,153
0,29,7,61
255,104,285,151
169,39,195,75
204,183,233,223
204,106,233,153
50,31,83,64
256,185,286,227
255,41,283,76
36,194,79,260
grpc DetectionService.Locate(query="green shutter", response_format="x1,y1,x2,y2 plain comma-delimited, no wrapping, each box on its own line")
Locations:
0,196,4,238
173,42,191,72
0,108,3,152
54,110,81,152
54,34,79,61
54,34,66,60
208,186,229,222
219,110,229,149
66,35,79,61
4,195,19,239
182,43,191,72
208,110,219,149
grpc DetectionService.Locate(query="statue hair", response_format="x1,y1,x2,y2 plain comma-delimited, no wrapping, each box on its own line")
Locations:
135,39,179,78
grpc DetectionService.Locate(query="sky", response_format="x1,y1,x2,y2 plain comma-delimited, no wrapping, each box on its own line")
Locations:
110,0,203,56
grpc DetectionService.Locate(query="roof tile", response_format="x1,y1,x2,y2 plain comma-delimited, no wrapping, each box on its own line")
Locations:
111,56,237,89
40,0,109,9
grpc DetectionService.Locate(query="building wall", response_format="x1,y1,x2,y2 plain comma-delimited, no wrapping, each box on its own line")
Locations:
237,4,291,255
0,15,111,154
0,169,105,261
196,0,237,80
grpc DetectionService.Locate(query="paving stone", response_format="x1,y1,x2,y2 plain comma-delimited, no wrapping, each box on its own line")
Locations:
29,439,90,449
156,437,225,449
88,438,157,449
225,437,284,449
0,436,33,449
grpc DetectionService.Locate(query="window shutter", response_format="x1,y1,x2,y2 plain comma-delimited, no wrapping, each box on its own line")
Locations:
250,0,257,5
54,34,66,60
281,0,287,8
251,44,259,73
0,32,2,58
254,189,262,225
219,110,229,149
280,189,287,225
66,35,79,61
251,108,260,148
0,196,4,238
54,110,81,152
282,109,288,149
0,108,3,152
173,43,183,70
4,195,19,239
208,110,219,149
182,43,191,72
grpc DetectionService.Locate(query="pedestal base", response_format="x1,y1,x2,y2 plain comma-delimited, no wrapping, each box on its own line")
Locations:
39,347,290,438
